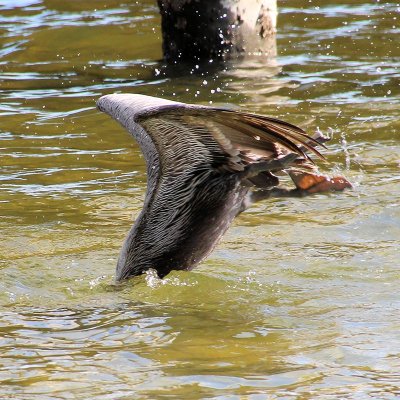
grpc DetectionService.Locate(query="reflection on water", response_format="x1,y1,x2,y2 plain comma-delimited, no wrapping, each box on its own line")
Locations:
1,0,399,398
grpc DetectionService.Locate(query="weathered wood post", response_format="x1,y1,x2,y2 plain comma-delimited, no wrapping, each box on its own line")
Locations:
157,0,277,63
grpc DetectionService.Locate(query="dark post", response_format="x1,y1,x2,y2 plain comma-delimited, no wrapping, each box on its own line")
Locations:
157,0,277,63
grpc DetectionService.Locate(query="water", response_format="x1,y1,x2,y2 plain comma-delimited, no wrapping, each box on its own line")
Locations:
1,0,399,398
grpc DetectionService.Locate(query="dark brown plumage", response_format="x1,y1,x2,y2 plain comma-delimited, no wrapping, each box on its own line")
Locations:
97,93,350,282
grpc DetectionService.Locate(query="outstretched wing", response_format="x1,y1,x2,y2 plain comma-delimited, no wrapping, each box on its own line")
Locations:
97,93,323,181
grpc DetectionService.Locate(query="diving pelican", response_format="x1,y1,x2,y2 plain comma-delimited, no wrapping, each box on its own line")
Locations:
97,93,350,281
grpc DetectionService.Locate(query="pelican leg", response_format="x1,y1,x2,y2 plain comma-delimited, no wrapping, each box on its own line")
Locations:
242,153,298,179
250,187,306,204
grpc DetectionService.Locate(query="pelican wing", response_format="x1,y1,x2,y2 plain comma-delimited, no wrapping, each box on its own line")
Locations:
97,93,323,178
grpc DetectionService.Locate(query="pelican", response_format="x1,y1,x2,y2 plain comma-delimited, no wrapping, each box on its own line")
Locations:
97,93,350,281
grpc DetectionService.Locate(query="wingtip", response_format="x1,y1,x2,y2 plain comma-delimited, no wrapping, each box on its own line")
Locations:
96,93,124,114
96,94,108,112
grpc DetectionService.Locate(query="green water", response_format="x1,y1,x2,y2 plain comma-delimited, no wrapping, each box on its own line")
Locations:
1,0,399,398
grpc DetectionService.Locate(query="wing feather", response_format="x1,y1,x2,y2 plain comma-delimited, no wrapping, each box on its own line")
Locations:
97,93,325,177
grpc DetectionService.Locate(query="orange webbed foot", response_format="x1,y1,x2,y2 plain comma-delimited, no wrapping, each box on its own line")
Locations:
289,171,352,194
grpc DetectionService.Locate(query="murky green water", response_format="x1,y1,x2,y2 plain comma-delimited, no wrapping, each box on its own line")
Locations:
1,0,399,398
